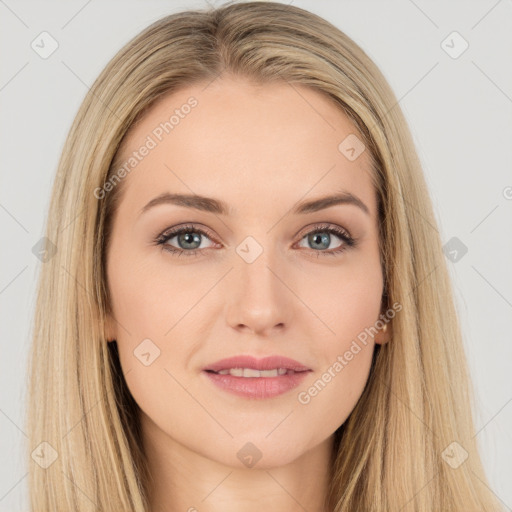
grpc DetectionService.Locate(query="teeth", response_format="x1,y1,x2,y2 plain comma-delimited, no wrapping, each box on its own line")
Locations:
216,368,290,377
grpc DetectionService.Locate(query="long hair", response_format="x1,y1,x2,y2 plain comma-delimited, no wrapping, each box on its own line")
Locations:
26,1,502,510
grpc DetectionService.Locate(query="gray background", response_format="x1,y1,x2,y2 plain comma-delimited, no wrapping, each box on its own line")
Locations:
1,0,511,510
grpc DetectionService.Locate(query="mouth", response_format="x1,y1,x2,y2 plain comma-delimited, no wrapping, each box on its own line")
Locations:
202,368,311,399
201,355,312,399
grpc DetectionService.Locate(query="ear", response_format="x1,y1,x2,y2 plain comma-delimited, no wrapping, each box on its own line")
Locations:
374,318,392,345
104,311,117,343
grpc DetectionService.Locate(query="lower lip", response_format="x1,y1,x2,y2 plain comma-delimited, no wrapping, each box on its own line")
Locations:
202,370,311,399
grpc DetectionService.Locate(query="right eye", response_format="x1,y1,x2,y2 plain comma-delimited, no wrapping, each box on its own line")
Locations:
154,224,218,257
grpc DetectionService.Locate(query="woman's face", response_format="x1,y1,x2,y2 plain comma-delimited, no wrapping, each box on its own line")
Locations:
105,76,389,469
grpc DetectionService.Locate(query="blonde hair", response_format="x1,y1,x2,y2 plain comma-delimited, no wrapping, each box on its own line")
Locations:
26,1,502,510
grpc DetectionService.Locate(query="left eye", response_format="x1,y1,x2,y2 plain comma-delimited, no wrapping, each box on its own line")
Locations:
294,224,357,256
155,223,356,258
296,229,343,251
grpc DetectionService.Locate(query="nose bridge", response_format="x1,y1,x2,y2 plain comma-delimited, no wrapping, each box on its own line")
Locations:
226,235,291,334
237,240,276,293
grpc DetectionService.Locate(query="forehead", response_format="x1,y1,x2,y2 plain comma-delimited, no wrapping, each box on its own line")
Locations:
113,76,377,220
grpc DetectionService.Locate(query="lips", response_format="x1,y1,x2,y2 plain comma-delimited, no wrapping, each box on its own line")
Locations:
202,355,312,399
203,355,312,373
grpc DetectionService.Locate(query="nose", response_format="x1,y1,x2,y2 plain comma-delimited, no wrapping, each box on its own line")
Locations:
225,246,293,337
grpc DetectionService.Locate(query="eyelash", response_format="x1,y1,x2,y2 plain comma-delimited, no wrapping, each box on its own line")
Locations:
154,223,357,258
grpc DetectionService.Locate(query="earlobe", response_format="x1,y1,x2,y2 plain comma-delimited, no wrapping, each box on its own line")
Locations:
374,320,391,345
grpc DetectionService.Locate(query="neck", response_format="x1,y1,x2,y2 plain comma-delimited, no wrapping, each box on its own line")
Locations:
141,411,335,512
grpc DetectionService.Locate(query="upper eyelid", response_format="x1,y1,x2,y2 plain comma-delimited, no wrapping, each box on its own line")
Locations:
159,224,216,242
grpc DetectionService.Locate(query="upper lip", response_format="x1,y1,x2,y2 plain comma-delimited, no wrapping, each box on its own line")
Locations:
203,355,312,373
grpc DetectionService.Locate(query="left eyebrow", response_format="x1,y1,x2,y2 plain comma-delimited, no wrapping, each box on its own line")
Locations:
292,192,370,216
138,191,370,217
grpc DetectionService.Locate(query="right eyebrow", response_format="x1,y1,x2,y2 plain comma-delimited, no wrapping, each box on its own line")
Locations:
139,193,232,217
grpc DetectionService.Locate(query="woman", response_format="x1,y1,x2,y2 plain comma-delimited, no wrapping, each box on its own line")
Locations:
26,1,502,510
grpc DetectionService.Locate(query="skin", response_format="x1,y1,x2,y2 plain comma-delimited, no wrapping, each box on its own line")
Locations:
104,75,390,512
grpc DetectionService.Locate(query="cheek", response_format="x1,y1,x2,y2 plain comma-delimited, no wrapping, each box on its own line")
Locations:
107,259,196,432
295,262,382,424
296,301,378,431
296,342,374,437
108,250,207,342
106,251,215,401
303,253,383,343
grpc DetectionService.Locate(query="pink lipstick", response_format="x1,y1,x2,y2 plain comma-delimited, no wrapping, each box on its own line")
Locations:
202,355,312,399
